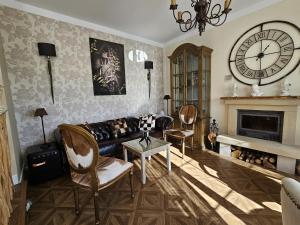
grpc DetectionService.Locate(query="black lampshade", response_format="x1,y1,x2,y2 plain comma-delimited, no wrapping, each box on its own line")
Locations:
34,108,48,117
144,61,153,69
163,95,171,100
38,42,56,57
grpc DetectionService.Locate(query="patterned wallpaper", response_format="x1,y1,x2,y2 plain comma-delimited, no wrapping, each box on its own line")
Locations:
0,6,163,151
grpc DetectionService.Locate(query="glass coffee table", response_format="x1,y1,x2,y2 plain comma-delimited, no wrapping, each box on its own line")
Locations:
122,137,172,184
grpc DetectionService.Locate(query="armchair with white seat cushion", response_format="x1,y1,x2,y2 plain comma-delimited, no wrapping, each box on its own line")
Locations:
281,177,300,225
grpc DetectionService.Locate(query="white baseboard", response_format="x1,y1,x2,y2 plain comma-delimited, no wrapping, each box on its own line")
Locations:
11,162,24,185
12,174,19,185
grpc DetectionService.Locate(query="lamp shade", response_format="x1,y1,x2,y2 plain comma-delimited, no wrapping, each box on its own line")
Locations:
37,42,56,57
34,108,48,117
163,95,171,100
144,61,153,69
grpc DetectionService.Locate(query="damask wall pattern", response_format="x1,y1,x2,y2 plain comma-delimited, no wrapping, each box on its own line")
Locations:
0,6,164,151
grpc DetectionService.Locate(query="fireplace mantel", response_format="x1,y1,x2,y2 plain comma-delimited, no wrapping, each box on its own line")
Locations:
220,96,300,100
220,96,300,107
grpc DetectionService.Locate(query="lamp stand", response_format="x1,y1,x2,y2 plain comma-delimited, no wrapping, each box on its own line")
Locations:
47,56,54,104
40,116,46,144
166,99,169,116
147,69,151,99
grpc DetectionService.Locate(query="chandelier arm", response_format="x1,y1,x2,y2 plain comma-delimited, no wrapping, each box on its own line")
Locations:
207,13,228,27
184,18,196,31
181,10,194,23
178,10,196,32
206,0,212,15
206,0,231,20
207,3,222,19
191,0,198,8
179,24,192,32
172,9,178,22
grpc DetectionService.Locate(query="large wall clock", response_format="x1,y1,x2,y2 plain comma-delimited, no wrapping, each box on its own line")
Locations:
228,20,300,86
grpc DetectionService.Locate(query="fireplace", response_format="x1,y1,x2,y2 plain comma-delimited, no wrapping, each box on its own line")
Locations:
237,110,284,142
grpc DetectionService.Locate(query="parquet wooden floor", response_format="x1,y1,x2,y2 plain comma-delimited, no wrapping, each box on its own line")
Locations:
26,148,298,225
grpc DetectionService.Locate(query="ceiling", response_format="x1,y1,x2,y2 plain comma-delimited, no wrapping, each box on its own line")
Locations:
15,0,278,45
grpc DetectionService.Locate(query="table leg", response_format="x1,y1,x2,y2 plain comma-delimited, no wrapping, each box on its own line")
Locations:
166,146,171,173
141,154,146,184
123,146,128,162
148,155,151,161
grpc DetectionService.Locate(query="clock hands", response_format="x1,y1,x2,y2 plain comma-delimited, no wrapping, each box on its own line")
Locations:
262,43,271,53
243,51,280,60
256,43,271,61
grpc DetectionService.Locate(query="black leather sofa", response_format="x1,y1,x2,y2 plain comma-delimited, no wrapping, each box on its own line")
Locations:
55,115,173,157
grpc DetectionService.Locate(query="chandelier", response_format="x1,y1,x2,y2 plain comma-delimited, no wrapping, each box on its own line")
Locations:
170,0,232,35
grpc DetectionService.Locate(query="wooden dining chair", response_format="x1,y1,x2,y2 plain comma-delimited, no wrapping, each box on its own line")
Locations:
59,124,134,225
163,104,197,158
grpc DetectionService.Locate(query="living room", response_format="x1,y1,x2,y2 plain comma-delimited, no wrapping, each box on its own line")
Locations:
0,0,299,224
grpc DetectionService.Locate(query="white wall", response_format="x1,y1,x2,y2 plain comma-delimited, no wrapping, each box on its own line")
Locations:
164,0,300,133
0,6,164,152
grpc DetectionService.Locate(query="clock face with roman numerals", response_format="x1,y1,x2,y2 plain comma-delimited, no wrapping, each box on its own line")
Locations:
229,21,300,86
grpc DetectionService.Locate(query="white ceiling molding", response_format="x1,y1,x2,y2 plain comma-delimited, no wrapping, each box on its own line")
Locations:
0,0,284,48
0,0,164,48
164,0,283,47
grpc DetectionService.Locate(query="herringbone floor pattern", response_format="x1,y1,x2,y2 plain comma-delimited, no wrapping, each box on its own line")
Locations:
27,148,295,225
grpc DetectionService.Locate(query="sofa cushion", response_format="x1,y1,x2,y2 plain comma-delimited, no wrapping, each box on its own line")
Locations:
88,122,111,141
125,117,140,133
108,118,130,138
78,122,98,141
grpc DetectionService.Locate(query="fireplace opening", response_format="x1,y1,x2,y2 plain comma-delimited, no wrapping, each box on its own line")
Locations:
237,110,284,142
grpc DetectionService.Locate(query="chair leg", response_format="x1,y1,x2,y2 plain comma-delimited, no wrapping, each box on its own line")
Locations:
191,136,194,151
129,168,135,198
182,138,185,158
93,191,100,225
73,187,79,215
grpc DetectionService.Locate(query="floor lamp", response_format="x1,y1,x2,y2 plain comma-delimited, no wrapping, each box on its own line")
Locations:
163,95,171,115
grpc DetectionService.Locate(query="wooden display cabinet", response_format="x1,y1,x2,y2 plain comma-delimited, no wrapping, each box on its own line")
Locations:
169,43,212,149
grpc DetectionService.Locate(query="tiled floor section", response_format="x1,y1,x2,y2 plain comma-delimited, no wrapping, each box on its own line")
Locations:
26,148,297,225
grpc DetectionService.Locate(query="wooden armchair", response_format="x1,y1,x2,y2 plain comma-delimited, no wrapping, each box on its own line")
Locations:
163,105,197,158
59,124,134,225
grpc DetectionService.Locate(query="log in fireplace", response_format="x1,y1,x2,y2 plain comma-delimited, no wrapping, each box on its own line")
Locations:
237,110,284,143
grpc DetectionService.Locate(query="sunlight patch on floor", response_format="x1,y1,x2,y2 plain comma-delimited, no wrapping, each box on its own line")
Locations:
183,177,247,224
225,191,264,214
262,201,281,212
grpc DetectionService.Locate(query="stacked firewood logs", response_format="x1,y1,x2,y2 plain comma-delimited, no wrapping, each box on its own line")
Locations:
231,146,277,169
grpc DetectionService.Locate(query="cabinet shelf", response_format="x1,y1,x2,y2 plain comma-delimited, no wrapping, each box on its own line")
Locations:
172,73,184,76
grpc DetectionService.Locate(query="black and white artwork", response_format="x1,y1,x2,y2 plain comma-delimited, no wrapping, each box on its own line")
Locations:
89,38,126,95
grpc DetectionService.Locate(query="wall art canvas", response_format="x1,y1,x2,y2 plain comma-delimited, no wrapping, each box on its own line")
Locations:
89,38,126,95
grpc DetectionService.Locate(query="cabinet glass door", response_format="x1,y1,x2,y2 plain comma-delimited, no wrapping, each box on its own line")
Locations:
186,52,199,108
171,54,184,113
202,54,210,115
